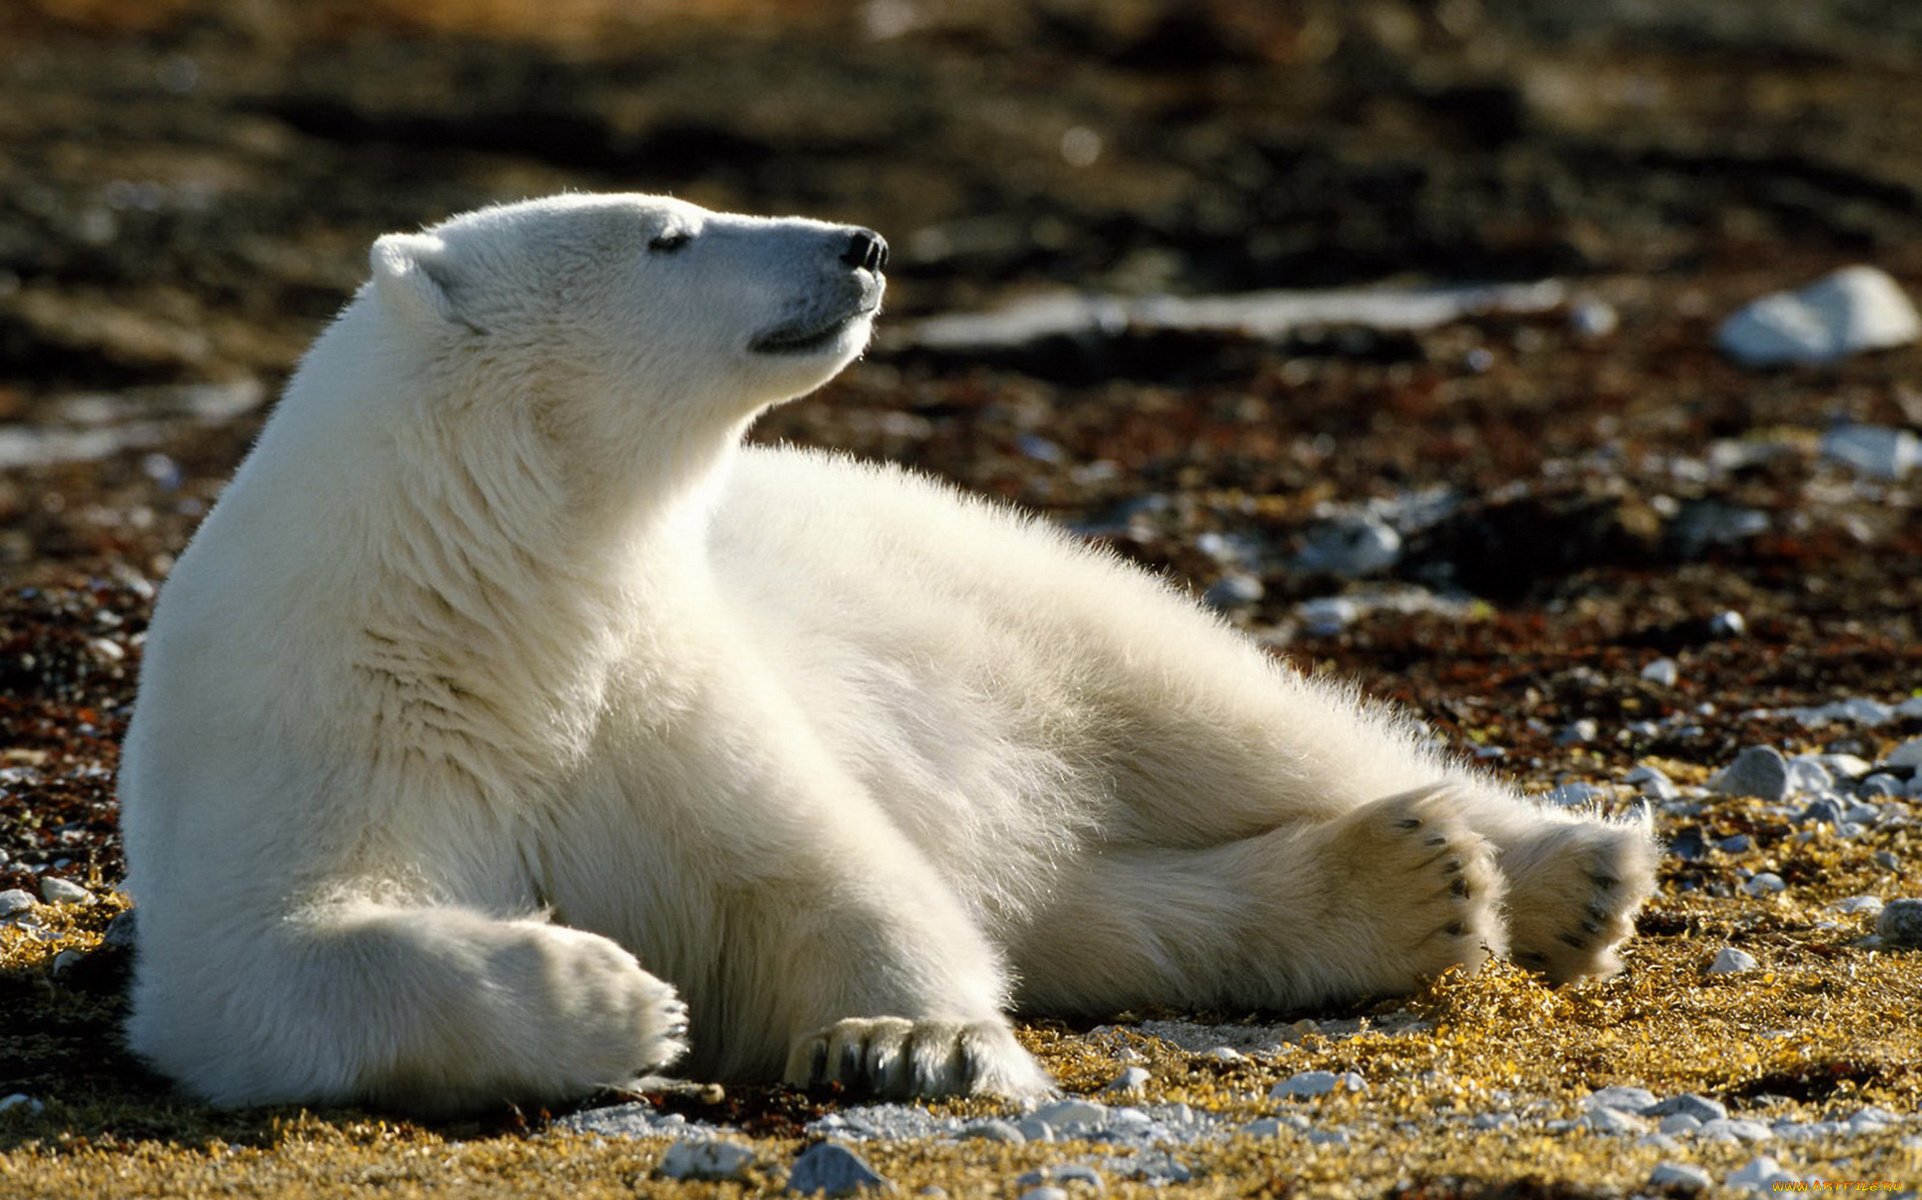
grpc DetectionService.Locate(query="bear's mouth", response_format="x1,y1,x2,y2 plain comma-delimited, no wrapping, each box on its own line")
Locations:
749,305,876,356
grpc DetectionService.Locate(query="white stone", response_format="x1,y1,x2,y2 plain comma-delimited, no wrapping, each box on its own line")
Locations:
1717,266,1922,366
1030,1098,1106,1129
1742,872,1786,897
1658,1113,1703,1135
1582,1106,1648,1135
1584,1085,1658,1113
1831,895,1884,915
1726,1154,1800,1191
1708,947,1759,974
1822,424,1920,480
39,877,90,904
1624,766,1679,800
0,889,35,919
657,1138,756,1182
1640,658,1679,686
1648,1161,1712,1190
1200,1046,1245,1062
1647,1093,1727,1123
1270,1070,1339,1099
1102,1066,1151,1093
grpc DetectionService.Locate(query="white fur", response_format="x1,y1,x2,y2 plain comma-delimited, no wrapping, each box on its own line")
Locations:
119,193,1659,1115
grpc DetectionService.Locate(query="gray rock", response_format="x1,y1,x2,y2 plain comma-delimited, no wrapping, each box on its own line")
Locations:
1831,895,1884,915
1822,423,1921,480
1624,766,1679,800
0,889,35,919
1857,773,1902,798
1199,1046,1245,1063
1013,1117,1056,1143
1016,1165,1104,1194
788,1142,888,1196
1648,1161,1713,1191
1717,266,1922,367
1017,1189,1070,1200
1582,1106,1648,1135
0,1094,44,1116
1556,719,1599,747
1813,753,1873,780
1708,947,1759,975
1798,796,1845,823
1646,1093,1728,1122
1270,1070,1339,1099
102,908,137,950
39,877,89,904
1713,746,1790,802
961,1120,1025,1144
1787,757,1836,797
1296,515,1401,576
1876,897,1922,948
1702,1117,1774,1143
1243,1114,1312,1137
1719,834,1750,853
1306,1127,1352,1146
1658,1113,1703,1135
658,1138,756,1182
1202,574,1263,611
1887,737,1922,768
1742,872,1786,897
1584,1085,1659,1113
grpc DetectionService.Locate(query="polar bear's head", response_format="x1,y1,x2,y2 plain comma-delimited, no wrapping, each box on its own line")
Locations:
356,194,886,511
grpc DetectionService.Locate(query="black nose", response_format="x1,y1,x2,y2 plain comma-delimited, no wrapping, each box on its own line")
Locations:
841,228,888,273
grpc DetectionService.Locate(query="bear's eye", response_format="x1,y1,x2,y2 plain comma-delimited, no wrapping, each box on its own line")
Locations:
648,231,692,254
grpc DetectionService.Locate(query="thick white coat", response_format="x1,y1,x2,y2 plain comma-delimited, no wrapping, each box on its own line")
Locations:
120,194,1658,1114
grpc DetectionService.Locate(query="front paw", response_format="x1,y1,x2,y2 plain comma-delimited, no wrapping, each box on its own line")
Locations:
782,1017,1052,1099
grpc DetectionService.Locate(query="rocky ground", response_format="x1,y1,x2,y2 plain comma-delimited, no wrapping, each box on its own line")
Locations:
3,1,1921,1197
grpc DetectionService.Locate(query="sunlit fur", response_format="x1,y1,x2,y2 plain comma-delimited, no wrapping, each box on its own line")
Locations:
119,193,1658,1116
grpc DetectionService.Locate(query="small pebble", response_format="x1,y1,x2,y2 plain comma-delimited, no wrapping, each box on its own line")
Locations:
1886,736,1922,768
1640,658,1679,686
1556,719,1598,746
1624,765,1679,800
1202,574,1263,611
1648,1161,1713,1191
1717,266,1922,367
1582,1107,1648,1136
1545,782,1607,808
1719,834,1750,854
1018,1189,1070,1200
1713,746,1791,802
1016,1165,1104,1194
1741,872,1786,897
1702,1117,1774,1143
1877,897,1922,948
0,889,35,919
1646,1093,1728,1122
787,1141,888,1196
1031,1098,1106,1130
1271,1070,1339,1099
1786,756,1835,797
962,1120,1025,1144
0,1094,43,1116
1013,1117,1055,1143
1200,1047,1245,1063
657,1138,756,1183
1831,895,1884,915
1726,1154,1800,1192
1708,947,1759,974
39,877,90,905
1708,609,1746,638
1584,1085,1657,1113
1658,1113,1703,1135
1102,1066,1151,1093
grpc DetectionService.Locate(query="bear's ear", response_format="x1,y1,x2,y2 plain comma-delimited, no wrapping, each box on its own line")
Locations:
369,233,478,332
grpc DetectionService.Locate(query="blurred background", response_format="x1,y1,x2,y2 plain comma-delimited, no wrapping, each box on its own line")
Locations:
3,0,1922,776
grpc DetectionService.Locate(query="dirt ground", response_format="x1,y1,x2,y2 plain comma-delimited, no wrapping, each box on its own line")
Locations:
2,2,1921,1197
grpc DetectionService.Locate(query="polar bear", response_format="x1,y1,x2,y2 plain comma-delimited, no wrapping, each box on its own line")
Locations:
119,193,1659,1115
